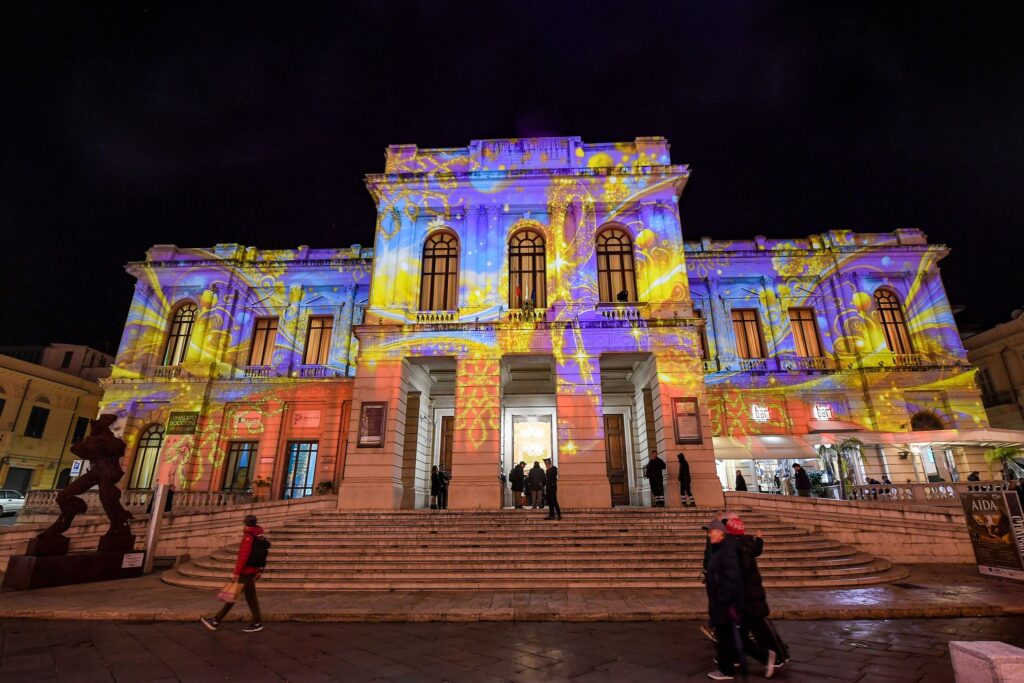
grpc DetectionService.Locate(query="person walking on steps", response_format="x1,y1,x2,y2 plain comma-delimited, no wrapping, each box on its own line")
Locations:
528,461,546,509
726,516,782,678
509,461,526,509
704,518,745,680
793,463,811,497
678,452,694,507
646,450,667,507
544,457,561,520
201,514,268,633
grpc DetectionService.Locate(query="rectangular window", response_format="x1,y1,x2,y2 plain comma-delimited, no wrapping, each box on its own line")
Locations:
303,316,333,365
71,416,89,444
695,309,709,359
789,307,822,357
248,317,278,366
222,441,257,491
977,367,995,396
731,309,766,359
61,351,74,368
25,406,50,439
283,441,318,499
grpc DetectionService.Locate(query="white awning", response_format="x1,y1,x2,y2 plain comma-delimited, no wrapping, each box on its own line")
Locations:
802,427,1024,448
807,419,864,433
712,435,819,461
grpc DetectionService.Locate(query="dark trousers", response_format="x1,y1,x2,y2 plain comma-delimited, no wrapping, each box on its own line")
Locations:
547,487,561,518
215,574,261,623
713,623,743,674
439,488,448,509
797,489,810,497
530,489,543,508
680,482,693,499
739,616,773,664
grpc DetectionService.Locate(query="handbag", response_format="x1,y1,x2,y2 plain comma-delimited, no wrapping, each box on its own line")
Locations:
217,580,242,603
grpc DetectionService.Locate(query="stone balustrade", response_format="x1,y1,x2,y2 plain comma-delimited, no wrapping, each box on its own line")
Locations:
847,480,1014,506
23,488,254,515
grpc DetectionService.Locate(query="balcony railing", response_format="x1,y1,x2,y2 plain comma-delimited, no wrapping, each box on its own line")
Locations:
892,353,928,368
702,359,720,373
784,356,836,372
506,308,548,323
152,365,183,379
737,358,769,371
846,480,1013,506
596,303,646,320
415,310,458,323
296,364,336,379
982,391,1017,408
23,488,254,515
243,365,276,379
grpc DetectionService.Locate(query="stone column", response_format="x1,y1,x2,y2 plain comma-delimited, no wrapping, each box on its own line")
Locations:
449,356,503,509
555,354,611,508
339,358,407,509
650,348,724,507
707,276,733,358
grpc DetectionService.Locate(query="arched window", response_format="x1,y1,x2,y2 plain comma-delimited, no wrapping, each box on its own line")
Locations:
130,424,165,489
596,228,637,302
509,229,547,309
874,289,912,354
910,411,945,431
162,302,197,366
419,231,459,311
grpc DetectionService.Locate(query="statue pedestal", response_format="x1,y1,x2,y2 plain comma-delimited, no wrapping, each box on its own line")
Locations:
25,535,70,556
98,533,136,553
3,550,146,590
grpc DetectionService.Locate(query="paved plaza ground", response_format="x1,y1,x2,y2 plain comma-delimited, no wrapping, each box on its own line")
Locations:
2,616,1023,682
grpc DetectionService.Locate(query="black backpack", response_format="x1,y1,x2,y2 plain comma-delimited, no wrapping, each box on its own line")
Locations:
246,534,271,568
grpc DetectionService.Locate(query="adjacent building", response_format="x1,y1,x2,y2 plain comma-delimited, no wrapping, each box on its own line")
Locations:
963,310,1024,430
99,136,1001,509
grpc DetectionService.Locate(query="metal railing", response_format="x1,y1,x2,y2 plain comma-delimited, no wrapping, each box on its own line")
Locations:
846,480,1014,506
23,488,254,515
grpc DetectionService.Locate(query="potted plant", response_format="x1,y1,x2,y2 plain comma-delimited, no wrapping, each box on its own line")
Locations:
252,476,272,500
316,480,335,495
984,445,1024,480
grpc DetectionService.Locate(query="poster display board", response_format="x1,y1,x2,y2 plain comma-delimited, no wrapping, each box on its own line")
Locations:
960,490,1024,581
357,402,387,447
166,411,200,435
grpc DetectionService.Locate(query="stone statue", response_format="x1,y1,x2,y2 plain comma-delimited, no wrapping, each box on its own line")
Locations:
37,414,134,553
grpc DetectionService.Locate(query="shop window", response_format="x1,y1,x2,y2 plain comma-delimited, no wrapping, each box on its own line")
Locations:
874,289,913,354
596,228,637,302
303,316,333,365
130,424,165,489
508,229,546,309
731,309,766,358
789,307,823,357
71,416,89,444
419,231,459,311
162,302,197,366
248,317,278,366
222,441,257,491
24,406,50,439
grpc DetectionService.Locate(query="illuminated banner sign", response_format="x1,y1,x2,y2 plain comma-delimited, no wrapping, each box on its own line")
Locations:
751,405,771,422
813,404,834,420
960,491,1024,582
166,411,200,435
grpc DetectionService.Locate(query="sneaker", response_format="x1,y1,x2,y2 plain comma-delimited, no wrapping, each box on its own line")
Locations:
699,623,717,643
200,617,218,631
242,623,263,633
707,671,735,681
764,650,777,679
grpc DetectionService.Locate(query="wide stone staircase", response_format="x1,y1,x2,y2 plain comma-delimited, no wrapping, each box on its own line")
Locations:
162,507,908,590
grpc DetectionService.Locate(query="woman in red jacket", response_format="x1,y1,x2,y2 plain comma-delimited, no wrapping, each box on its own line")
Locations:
201,514,265,632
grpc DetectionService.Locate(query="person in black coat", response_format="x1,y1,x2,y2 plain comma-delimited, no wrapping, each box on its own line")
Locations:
793,463,812,497
704,520,745,678
430,466,441,510
544,458,561,520
646,450,667,507
677,453,693,506
727,517,783,674
527,462,546,509
509,461,526,509
735,471,748,492
437,464,450,509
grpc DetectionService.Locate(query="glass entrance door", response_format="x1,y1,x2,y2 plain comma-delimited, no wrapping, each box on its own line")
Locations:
283,441,318,499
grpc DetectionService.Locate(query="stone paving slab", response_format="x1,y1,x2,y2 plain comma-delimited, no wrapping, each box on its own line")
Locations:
1,564,1023,623
2,617,1023,682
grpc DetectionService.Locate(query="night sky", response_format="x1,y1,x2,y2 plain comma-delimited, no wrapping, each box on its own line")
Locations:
2,2,1022,351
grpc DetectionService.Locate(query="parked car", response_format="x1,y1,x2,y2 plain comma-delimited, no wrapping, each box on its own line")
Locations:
0,490,26,516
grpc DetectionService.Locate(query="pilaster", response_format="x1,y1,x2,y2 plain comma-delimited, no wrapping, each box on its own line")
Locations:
449,357,503,508
555,354,611,508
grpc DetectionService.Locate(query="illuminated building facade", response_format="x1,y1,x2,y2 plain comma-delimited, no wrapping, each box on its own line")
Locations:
101,136,992,508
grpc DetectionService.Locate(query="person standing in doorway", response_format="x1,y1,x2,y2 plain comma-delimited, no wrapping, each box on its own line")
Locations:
646,450,667,507
509,461,526,509
544,457,561,520
793,464,811,497
528,462,546,509
201,515,266,633
430,466,441,510
438,464,451,509
677,453,694,507
734,471,748,492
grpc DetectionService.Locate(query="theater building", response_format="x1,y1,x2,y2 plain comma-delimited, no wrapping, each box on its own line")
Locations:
100,136,994,509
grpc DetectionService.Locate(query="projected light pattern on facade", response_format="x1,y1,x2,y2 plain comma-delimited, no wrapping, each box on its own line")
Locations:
98,136,986,508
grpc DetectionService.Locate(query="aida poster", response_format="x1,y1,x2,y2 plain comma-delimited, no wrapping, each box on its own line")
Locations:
960,491,1024,581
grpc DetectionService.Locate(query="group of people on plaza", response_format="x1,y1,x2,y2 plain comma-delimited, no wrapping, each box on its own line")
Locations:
508,458,561,519
737,463,814,497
